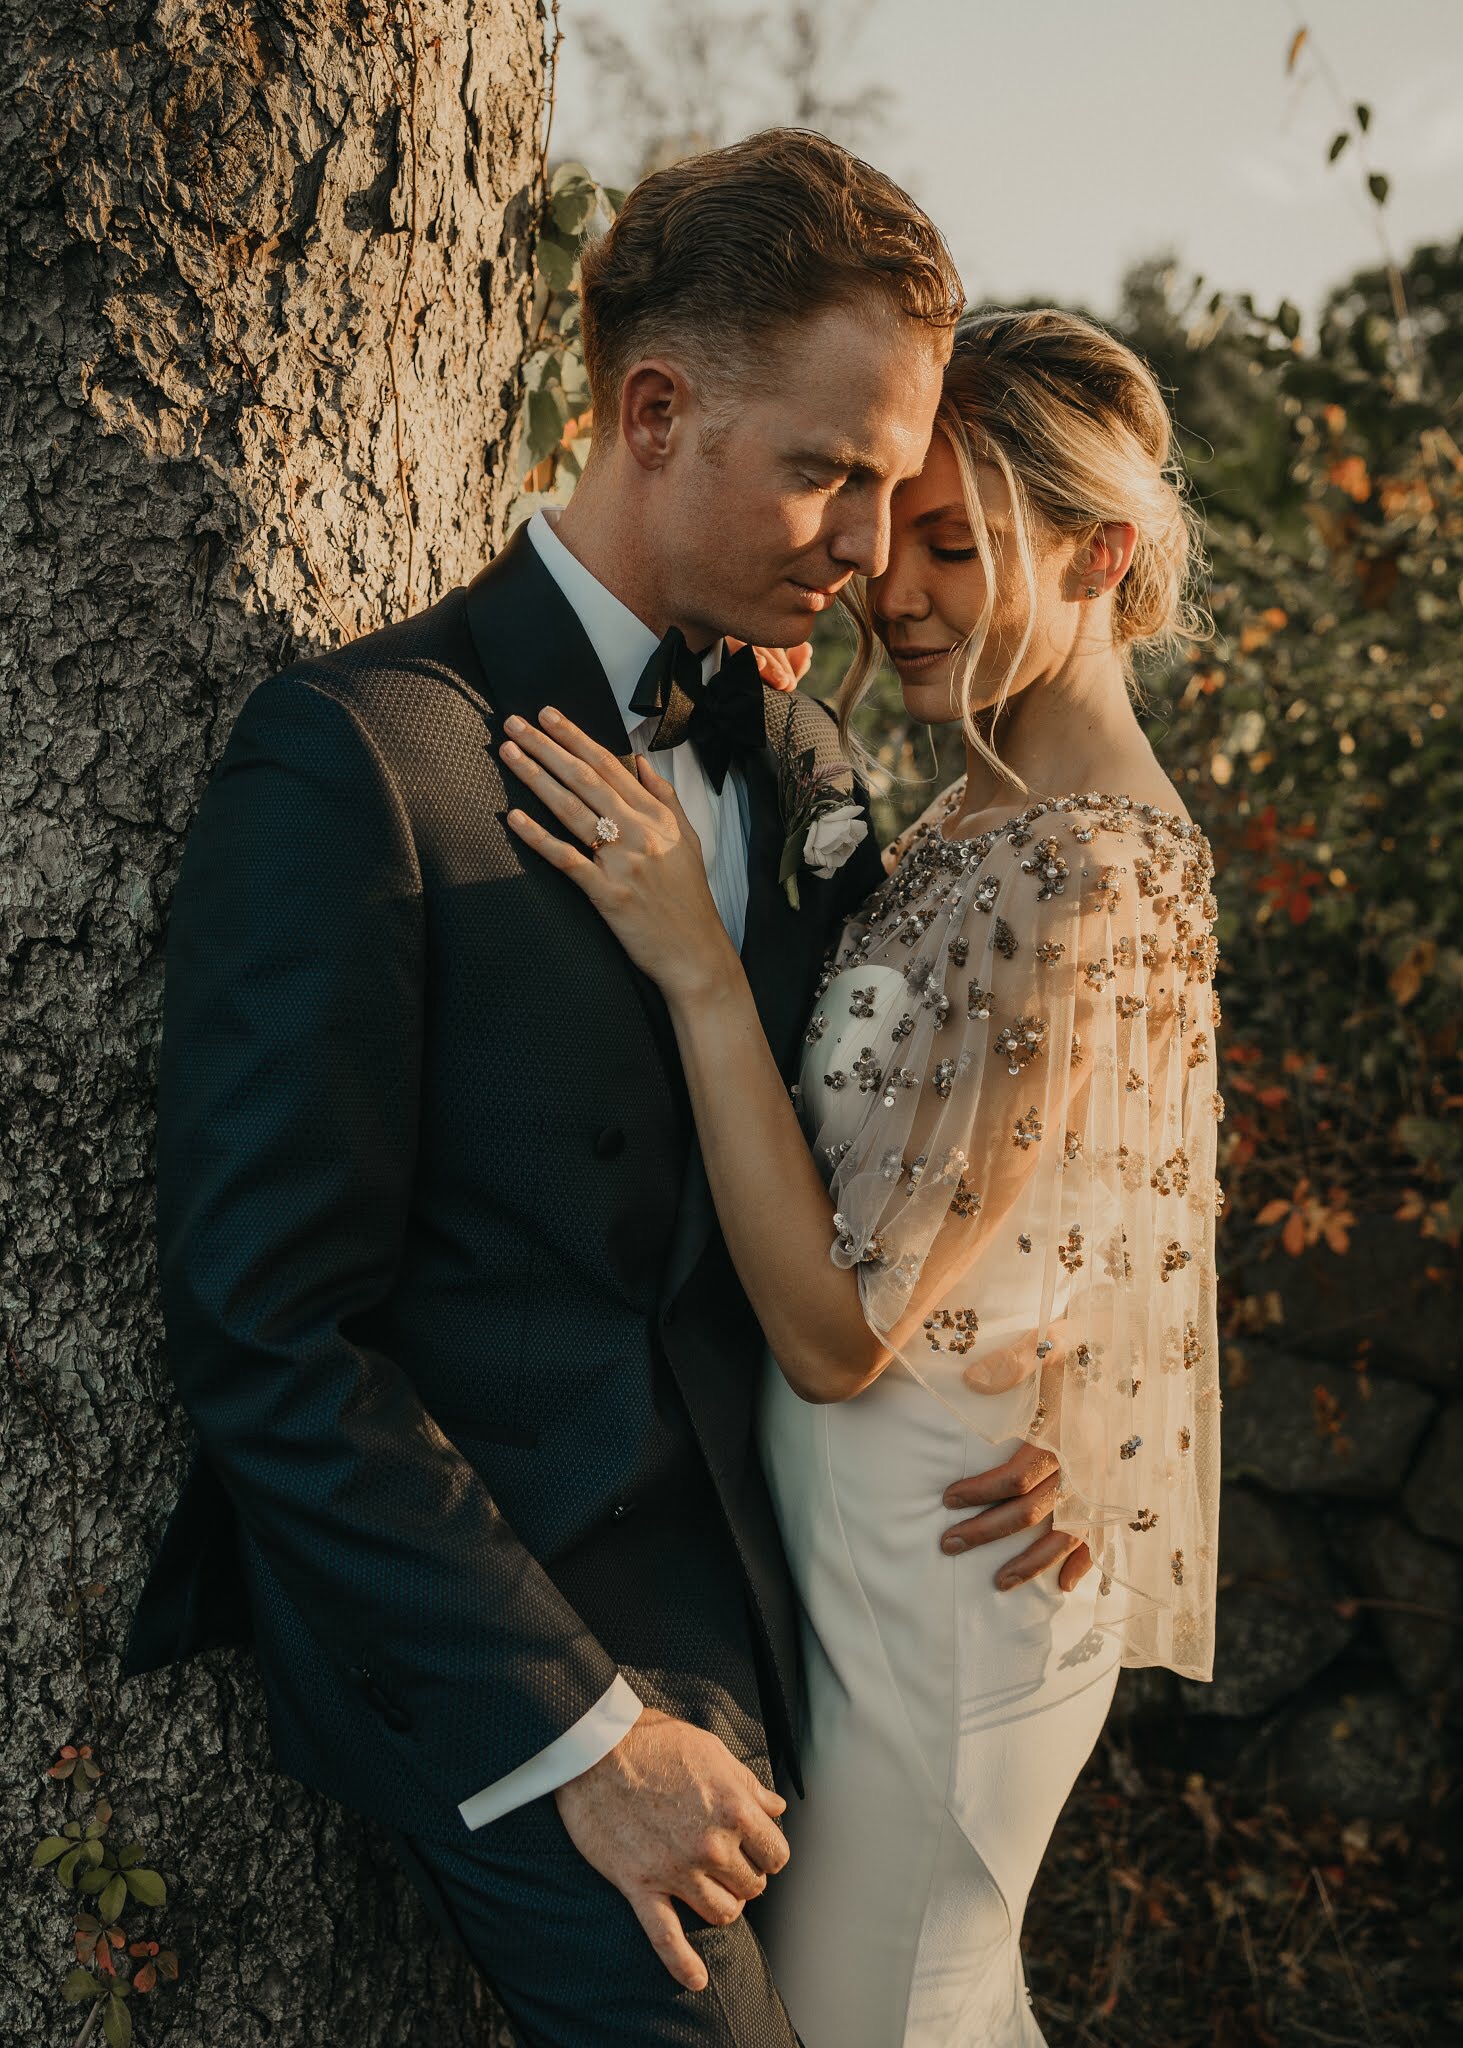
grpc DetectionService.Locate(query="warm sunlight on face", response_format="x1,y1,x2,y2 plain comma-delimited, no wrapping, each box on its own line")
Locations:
655,298,948,648
867,431,1079,724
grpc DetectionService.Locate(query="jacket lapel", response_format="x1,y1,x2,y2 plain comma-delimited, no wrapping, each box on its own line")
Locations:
660,688,858,1308
461,524,688,1102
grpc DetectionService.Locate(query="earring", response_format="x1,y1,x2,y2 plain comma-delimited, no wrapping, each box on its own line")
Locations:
1085,584,1099,599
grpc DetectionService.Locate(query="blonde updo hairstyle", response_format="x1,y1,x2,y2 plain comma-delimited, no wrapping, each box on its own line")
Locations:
837,306,1210,790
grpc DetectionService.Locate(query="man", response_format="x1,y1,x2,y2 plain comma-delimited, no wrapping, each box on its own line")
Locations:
121,128,960,2043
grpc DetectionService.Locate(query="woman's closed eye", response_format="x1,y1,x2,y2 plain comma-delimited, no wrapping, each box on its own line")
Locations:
931,546,978,562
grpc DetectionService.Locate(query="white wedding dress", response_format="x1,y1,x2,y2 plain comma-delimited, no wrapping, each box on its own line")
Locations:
754,784,1223,2047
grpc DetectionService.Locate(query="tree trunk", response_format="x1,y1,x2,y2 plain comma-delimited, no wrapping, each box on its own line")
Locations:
2,4,543,2042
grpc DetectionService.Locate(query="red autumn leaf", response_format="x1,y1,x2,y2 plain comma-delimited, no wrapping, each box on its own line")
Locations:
133,1962,158,1994
1282,1210,1308,1257
1256,1199,1291,1226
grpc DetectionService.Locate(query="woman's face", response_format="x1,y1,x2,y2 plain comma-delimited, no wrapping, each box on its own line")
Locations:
867,429,1075,726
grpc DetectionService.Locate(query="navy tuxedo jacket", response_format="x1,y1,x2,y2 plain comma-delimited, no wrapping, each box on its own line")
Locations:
120,523,885,1845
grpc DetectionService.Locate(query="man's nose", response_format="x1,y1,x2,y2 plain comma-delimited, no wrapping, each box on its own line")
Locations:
829,493,894,583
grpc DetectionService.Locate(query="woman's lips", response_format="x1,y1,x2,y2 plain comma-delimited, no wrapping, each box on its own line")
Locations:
888,645,956,674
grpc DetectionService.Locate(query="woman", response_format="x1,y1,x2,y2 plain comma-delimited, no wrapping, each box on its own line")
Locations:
498,308,1222,2046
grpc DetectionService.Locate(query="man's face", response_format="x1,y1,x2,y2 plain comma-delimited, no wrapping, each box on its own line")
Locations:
650,299,948,648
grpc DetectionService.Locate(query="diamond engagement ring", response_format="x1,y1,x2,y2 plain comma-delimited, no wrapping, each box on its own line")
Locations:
592,815,620,848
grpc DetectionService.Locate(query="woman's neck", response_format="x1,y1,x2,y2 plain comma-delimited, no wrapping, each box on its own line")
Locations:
955,645,1147,820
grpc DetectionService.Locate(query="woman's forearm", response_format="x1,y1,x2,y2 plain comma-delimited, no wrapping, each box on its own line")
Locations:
665,956,885,1402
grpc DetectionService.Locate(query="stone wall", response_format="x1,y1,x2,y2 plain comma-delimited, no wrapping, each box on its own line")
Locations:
1112,1213,1459,1822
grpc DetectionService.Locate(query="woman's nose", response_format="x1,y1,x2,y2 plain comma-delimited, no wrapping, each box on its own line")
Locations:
871,570,931,626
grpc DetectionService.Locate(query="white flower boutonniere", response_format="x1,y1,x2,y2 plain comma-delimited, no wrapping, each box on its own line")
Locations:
803,801,869,879
774,720,869,909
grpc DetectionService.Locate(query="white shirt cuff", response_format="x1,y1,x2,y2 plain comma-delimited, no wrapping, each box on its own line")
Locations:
456,1674,644,1831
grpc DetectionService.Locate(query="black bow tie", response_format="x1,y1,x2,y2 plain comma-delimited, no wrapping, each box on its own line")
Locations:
627,628,767,792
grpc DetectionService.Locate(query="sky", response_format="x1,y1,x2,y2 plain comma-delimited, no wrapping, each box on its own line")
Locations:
551,0,1463,326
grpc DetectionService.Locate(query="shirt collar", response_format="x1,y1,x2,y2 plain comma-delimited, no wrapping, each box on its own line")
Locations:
525,507,721,737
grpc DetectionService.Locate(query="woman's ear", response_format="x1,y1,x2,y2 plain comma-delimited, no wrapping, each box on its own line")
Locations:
1072,520,1138,599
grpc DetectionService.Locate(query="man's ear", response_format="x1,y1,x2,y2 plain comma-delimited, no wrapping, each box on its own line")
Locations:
620,358,692,473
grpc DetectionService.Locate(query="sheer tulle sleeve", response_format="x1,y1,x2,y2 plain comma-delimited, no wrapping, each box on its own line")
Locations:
807,796,1222,1680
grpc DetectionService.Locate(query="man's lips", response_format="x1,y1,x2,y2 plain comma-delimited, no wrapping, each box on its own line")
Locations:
789,575,845,609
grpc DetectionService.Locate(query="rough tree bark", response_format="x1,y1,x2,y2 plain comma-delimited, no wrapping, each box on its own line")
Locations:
2,4,544,2042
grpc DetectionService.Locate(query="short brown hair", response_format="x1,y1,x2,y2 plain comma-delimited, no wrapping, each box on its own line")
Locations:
579,127,964,416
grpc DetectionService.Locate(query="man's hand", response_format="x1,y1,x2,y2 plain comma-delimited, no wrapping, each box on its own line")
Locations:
552,1707,790,1992
940,1441,1094,1593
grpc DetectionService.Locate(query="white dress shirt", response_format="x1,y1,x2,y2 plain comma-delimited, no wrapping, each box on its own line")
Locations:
456,506,754,1831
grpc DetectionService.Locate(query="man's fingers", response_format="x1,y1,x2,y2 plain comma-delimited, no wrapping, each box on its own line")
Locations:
748,1775,786,1817
943,1447,1058,1511
993,1526,1080,1589
739,1804,791,1876
632,1892,708,1993
942,1480,1058,1551
713,1845,771,1899
1059,1542,1095,1591
678,1872,747,1928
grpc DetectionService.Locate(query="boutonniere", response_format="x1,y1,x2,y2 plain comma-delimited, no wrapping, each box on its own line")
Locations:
773,716,869,910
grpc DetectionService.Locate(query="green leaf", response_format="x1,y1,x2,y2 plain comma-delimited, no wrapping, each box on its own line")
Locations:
778,832,804,887
1328,131,1349,163
78,1866,111,1894
32,1836,72,1867
58,1846,85,1887
123,1867,167,1908
535,231,579,294
602,184,627,214
559,298,582,339
104,1992,133,2048
1355,101,1371,133
1367,172,1389,206
524,386,567,469
550,158,592,193
1277,301,1301,340
99,1873,128,1923
560,349,591,410
63,1821,82,1839
116,1843,144,1870
550,182,597,236
62,1967,102,2004
84,1837,106,1866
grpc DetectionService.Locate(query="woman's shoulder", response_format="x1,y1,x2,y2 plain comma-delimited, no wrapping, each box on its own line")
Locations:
880,775,968,873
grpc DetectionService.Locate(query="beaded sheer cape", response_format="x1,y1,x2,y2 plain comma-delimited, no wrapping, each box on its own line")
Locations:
800,779,1223,1681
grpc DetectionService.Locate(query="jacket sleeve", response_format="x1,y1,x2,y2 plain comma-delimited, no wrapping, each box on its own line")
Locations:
154,671,623,1799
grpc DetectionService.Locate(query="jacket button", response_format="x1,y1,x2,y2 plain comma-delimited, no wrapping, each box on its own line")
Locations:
594,1126,625,1160
365,1678,412,1731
